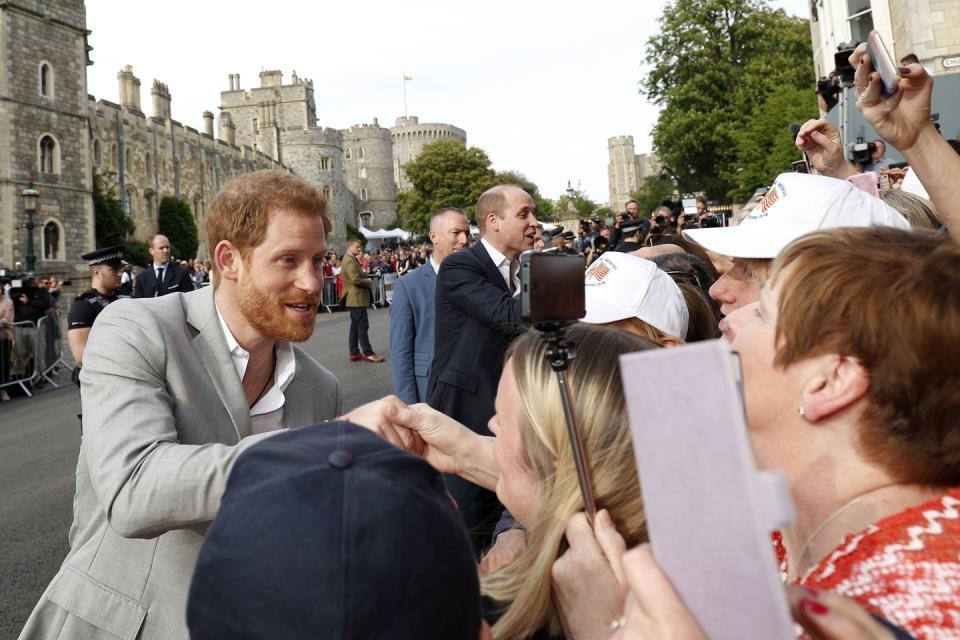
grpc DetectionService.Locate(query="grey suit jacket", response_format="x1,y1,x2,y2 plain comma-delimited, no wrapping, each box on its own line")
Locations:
389,263,437,404
19,286,341,640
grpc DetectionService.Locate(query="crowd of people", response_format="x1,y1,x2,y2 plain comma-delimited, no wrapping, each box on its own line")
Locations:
13,45,960,640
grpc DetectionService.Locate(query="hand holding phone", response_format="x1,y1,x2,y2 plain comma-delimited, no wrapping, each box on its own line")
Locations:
866,31,900,98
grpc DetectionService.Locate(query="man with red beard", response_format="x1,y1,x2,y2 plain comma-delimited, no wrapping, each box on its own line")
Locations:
19,171,342,640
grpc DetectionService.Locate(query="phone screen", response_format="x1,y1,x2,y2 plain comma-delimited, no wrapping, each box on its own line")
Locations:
867,30,900,97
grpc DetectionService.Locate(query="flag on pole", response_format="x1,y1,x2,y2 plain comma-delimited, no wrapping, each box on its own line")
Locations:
403,74,413,81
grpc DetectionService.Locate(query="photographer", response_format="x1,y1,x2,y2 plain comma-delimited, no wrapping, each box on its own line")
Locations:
613,218,646,253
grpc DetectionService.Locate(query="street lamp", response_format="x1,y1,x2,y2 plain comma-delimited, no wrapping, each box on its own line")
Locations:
21,179,39,273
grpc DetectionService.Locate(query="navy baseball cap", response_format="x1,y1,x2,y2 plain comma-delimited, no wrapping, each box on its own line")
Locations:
187,421,482,639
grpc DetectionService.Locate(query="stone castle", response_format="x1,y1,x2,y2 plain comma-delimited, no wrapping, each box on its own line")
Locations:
0,0,466,273
607,135,660,213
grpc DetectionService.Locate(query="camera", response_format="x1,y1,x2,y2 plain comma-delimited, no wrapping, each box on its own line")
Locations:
519,252,585,326
848,136,877,164
698,214,724,229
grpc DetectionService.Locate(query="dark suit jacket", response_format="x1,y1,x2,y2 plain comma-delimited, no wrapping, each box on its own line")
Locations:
428,241,524,435
133,262,195,298
389,263,437,404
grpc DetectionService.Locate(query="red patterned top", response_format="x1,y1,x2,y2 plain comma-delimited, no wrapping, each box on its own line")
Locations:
776,489,960,639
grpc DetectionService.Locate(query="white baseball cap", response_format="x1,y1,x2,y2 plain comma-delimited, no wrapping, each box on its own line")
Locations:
900,167,930,200
581,253,689,341
682,173,911,259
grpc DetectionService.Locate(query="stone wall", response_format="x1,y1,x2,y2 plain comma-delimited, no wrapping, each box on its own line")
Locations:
890,0,960,74
390,116,467,192
341,119,397,229
0,0,93,274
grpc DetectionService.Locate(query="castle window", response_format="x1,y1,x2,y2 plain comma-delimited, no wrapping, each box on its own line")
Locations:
322,186,331,200
361,188,368,201
194,195,203,220
320,156,330,171
39,62,54,99
111,143,117,168
144,190,156,219
42,220,62,261
359,166,367,179
125,147,132,172
252,117,258,131
345,148,352,159
358,147,365,159
146,151,153,178
124,186,137,216
38,134,59,174
93,139,102,165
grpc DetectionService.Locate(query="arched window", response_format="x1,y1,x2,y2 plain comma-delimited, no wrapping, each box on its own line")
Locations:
111,143,117,168
42,220,62,260
193,195,203,220
144,190,156,218
345,148,352,159
146,151,153,178
93,139,101,165
358,147,365,159
360,188,368,201
38,134,59,174
124,186,137,216
322,185,331,200
39,62,54,98
125,147,132,171
359,166,367,179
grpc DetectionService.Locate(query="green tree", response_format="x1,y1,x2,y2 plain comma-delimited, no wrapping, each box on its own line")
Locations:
727,85,819,200
397,139,497,232
630,175,677,215
494,170,557,221
555,185,598,219
93,172,134,248
642,0,814,200
158,196,199,259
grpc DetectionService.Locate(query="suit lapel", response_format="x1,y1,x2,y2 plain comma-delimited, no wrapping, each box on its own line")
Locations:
473,242,510,293
185,286,251,439
281,360,315,426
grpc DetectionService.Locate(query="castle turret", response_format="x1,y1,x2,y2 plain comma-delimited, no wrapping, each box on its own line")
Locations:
117,65,142,114
259,69,282,88
202,111,214,137
151,80,171,121
342,120,397,228
219,112,236,146
389,116,467,192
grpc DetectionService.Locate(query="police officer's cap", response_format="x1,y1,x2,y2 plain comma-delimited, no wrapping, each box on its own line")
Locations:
621,219,646,235
81,245,128,268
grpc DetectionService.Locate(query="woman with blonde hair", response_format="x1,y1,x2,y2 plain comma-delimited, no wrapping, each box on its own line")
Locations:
388,323,655,639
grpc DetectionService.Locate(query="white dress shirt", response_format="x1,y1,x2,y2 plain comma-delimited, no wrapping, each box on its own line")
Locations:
430,256,441,274
216,306,297,434
480,238,520,297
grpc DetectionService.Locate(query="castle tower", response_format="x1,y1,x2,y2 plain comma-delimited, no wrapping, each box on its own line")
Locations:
219,70,317,151
151,80,171,121
341,118,397,229
117,65,142,114
389,116,467,192
607,136,641,212
0,0,93,271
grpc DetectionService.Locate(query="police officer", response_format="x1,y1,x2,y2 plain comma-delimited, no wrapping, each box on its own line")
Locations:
67,246,126,385
613,218,647,253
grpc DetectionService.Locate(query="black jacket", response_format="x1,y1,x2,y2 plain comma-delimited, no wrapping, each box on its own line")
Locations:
133,262,195,298
428,241,525,435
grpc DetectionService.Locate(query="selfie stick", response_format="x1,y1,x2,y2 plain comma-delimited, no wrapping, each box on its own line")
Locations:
538,323,597,524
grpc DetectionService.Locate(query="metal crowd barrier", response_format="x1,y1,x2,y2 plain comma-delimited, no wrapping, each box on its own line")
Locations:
370,273,387,308
0,320,39,397
320,275,342,314
36,313,68,388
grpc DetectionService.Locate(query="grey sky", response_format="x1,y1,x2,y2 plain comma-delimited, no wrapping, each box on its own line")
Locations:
86,0,809,207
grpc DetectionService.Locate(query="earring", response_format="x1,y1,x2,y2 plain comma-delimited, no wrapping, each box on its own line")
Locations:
798,405,806,419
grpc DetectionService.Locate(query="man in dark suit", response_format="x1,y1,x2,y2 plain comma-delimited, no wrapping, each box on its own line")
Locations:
390,207,470,404
133,234,195,298
429,184,538,552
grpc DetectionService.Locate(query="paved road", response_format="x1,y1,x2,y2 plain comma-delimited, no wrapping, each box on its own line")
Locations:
0,307,395,638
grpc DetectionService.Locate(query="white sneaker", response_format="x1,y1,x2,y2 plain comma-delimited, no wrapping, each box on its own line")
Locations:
0,390,9,402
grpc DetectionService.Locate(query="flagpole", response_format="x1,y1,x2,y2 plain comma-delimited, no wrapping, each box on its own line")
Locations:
402,74,408,118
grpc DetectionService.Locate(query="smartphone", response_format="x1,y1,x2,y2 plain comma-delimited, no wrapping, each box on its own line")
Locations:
866,30,900,98
519,251,585,325
791,159,810,173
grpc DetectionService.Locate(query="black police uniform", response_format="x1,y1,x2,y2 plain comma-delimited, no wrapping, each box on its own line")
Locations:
613,219,648,253
68,245,127,386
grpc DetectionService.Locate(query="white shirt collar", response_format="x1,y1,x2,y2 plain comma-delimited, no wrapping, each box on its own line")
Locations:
215,304,296,421
480,237,509,268
480,237,519,294
430,256,441,274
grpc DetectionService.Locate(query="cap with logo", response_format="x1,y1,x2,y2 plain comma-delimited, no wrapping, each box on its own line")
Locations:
81,245,128,268
581,253,689,340
682,173,910,259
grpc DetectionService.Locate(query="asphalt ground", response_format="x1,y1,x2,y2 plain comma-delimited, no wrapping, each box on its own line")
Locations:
0,307,395,638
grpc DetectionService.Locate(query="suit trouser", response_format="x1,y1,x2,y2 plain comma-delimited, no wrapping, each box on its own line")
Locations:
348,307,373,356
444,473,504,557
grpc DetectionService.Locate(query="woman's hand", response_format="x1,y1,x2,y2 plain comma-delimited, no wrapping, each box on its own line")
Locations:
786,586,897,640
850,44,933,154
795,119,857,179
552,510,629,640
